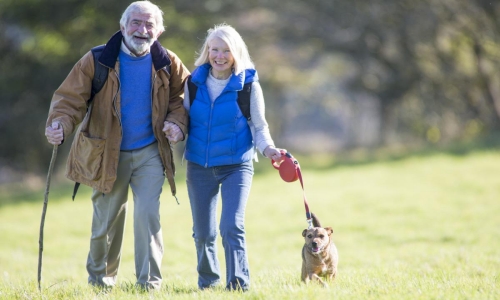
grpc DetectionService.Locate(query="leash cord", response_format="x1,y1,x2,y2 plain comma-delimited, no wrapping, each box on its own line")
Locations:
296,161,313,229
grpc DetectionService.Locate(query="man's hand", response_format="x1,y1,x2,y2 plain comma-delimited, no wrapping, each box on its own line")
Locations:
45,121,63,145
162,121,183,144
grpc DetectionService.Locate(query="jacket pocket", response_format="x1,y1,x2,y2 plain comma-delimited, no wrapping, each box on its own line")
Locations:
73,132,106,181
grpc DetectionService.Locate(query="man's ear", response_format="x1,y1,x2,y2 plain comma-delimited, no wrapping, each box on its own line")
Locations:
155,30,164,39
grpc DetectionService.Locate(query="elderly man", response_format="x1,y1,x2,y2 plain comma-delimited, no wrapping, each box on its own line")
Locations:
45,1,189,290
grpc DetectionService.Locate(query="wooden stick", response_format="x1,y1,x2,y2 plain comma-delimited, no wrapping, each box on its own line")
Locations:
38,145,58,291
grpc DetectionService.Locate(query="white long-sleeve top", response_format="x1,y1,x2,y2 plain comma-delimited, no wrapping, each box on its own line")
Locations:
183,72,275,159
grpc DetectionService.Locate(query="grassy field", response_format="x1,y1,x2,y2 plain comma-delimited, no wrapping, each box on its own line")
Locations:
0,149,499,299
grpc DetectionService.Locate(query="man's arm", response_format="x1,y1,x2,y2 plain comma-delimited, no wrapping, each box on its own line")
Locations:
163,50,190,139
46,51,95,142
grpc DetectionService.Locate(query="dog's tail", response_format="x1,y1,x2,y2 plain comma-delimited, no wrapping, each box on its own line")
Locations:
311,212,322,227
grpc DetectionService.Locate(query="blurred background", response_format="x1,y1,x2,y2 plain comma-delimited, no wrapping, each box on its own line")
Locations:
1,0,500,187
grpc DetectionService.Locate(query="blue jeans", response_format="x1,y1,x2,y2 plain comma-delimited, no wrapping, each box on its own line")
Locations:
186,160,254,290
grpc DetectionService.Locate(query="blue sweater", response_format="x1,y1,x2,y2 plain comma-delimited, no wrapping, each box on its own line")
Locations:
119,50,155,150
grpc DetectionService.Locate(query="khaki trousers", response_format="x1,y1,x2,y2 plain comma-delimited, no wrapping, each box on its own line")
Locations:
86,142,165,289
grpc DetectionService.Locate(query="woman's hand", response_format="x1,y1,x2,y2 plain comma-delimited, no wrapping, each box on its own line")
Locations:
163,121,184,144
264,145,286,163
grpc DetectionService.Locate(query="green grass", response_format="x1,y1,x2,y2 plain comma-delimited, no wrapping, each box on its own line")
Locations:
0,150,499,299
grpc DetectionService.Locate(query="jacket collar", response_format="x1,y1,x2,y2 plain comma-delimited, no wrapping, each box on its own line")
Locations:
98,30,171,71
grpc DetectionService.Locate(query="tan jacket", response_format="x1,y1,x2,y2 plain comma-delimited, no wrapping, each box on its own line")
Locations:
46,31,189,196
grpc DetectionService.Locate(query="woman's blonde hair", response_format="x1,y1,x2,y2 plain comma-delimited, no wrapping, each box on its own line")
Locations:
194,23,254,75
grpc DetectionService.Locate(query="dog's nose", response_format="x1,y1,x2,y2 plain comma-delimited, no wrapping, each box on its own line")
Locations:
312,242,318,247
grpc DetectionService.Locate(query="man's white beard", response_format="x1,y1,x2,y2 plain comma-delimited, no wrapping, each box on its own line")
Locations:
124,33,155,55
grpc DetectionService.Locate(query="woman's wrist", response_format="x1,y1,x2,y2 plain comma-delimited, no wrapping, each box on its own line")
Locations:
263,145,276,158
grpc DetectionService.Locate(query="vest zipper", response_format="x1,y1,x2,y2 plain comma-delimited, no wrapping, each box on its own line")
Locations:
205,100,215,168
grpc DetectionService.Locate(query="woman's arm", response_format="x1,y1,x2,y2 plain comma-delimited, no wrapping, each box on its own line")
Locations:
249,81,276,156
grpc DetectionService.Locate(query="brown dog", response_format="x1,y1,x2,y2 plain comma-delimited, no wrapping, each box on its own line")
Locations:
301,213,338,287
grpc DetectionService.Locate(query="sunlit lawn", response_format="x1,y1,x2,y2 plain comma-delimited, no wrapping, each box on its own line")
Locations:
0,149,499,299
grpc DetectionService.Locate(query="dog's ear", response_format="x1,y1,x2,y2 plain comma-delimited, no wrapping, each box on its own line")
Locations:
325,227,333,236
302,229,308,237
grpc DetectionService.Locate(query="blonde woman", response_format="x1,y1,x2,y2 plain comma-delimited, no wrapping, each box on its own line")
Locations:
183,23,285,291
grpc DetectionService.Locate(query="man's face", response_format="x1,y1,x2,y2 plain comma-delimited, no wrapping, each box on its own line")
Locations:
121,11,162,56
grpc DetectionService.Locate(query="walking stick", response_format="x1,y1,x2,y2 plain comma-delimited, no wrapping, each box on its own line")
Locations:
38,144,58,291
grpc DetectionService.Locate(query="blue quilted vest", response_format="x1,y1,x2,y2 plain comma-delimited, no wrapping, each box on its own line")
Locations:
185,63,258,167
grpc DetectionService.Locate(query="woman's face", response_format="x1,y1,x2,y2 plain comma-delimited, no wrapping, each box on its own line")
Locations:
208,37,234,79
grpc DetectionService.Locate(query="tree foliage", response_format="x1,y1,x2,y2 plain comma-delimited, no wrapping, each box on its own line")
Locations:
1,0,499,177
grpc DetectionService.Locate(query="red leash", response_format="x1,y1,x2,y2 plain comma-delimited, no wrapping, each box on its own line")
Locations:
272,151,313,229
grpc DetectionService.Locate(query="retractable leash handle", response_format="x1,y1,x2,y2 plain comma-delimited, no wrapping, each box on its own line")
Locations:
271,151,299,182
272,151,313,229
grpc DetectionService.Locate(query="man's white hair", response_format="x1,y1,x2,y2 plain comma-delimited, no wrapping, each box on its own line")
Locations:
119,1,165,32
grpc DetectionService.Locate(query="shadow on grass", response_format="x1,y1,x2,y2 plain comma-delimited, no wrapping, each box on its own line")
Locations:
2,133,500,208
116,281,200,296
0,181,78,208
